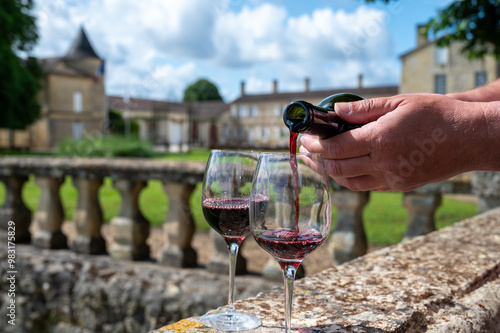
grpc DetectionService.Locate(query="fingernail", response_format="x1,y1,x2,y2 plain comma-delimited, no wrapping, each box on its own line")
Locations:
334,102,351,115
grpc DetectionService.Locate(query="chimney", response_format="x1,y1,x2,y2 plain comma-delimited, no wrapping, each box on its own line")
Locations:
358,74,363,89
273,79,278,94
417,24,428,47
304,77,310,92
240,81,245,96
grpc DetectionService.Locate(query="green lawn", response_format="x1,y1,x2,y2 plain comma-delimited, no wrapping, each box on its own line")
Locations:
0,149,478,246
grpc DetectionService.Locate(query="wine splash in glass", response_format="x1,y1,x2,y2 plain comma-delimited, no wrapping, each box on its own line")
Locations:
200,150,261,331
250,152,331,332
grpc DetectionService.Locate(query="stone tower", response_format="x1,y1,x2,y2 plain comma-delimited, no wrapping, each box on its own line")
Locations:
64,26,103,76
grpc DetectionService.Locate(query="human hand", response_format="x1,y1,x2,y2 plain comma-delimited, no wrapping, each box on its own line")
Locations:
299,93,492,191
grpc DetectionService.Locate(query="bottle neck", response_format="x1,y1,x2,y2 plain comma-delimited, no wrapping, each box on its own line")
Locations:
283,93,365,139
283,101,326,133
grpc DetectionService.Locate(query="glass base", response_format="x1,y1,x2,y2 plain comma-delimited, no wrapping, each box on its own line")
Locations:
200,307,261,331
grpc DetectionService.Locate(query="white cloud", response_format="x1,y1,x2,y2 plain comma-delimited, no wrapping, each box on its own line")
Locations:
31,0,398,101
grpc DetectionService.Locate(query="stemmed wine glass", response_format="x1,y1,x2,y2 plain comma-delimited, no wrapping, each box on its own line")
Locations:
250,152,331,332
200,150,261,331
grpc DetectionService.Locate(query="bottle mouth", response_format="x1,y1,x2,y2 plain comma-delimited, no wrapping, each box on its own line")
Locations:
283,101,309,132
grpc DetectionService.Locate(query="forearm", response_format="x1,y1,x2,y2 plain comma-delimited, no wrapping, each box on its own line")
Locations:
447,78,500,102
480,101,500,170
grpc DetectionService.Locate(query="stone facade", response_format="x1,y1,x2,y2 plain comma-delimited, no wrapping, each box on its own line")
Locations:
400,26,500,94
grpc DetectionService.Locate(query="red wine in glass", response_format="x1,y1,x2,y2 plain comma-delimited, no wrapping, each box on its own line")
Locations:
254,229,326,269
202,197,250,244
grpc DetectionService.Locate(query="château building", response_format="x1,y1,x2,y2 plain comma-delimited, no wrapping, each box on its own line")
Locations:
400,25,500,94
0,27,107,150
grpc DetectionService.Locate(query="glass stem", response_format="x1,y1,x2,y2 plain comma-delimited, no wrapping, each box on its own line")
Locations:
283,264,297,332
227,242,239,310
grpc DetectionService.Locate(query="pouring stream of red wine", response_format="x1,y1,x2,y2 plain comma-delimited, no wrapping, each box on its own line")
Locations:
290,131,300,238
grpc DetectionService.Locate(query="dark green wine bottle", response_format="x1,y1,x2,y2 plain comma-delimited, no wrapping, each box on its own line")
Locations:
283,93,365,139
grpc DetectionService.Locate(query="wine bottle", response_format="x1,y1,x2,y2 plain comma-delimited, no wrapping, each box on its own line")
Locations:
283,93,365,139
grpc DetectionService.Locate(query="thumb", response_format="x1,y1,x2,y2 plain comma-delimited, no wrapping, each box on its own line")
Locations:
334,97,396,123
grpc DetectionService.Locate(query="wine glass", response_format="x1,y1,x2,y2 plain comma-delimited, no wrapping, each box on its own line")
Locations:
200,150,261,331
250,152,331,332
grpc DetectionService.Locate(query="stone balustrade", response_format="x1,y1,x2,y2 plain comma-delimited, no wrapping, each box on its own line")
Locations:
0,156,483,279
0,157,205,269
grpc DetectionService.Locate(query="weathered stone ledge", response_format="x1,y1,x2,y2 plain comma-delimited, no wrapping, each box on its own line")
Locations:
0,156,206,183
0,239,279,333
153,207,500,332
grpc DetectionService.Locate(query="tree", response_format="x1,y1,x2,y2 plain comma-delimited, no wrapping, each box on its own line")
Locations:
108,109,139,137
183,78,223,102
424,0,500,60
366,0,500,60
0,0,42,130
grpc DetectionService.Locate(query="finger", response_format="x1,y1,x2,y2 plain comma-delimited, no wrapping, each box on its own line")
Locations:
335,96,404,124
297,153,329,180
332,175,389,192
298,144,309,154
323,155,373,178
300,128,372,160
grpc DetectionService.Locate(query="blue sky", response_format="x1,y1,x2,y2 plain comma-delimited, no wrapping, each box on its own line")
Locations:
31,0,454,102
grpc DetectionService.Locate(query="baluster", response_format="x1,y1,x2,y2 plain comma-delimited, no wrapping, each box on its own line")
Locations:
158,182,197,268
0,175,31,243
109,179,150,260
72,177,106,254
329,188,370,265
403,192,442,240
472,171,500,213
32,176,67,249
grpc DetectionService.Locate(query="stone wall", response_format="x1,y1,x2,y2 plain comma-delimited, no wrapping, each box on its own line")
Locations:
0,237,278,333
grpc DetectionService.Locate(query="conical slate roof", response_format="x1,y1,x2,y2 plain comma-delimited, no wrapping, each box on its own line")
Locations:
66,26,100,59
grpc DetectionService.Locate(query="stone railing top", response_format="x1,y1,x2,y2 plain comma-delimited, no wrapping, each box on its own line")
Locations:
0,156,206,183
153,207,500,332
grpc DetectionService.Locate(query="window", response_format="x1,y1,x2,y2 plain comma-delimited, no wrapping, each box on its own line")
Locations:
435,47,448,65
262,127,270,141
73,92,82,113
230,105,237,118
248,128,254,144
250,105,258,117
273,104,282,117
238,127,245,140
434,75,446,94
221,125,228,143
72,122,84,140
475,72,487,87
238,105,249,118
273,126,281,140
255,126,262,141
